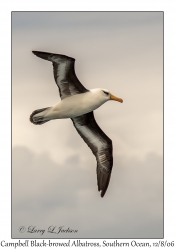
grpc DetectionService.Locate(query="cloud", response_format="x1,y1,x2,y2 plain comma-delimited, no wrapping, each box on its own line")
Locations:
12,12,163,32
12,146,163,238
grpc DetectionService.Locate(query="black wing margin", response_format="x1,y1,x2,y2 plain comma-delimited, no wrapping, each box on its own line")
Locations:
71,112,113,197
32,51,88,99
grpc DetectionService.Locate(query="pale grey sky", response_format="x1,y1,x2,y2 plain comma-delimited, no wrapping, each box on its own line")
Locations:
12,12,163,238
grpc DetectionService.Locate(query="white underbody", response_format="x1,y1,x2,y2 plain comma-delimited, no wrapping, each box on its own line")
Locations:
33,89,109,121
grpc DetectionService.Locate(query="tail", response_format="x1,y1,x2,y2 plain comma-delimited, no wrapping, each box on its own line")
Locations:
30,107,51,125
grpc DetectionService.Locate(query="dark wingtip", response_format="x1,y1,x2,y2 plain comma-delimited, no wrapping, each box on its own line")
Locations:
100,189,107,198
32,51,51,61
97,167,112,198
32,50,75,61
32,51,41,56
100,191,105,198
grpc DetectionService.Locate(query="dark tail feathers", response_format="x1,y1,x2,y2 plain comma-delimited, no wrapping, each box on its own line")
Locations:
30,107,50,125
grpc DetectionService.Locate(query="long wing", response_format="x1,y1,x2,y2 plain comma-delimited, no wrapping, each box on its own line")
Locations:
32,51,88,99
71,112,113,197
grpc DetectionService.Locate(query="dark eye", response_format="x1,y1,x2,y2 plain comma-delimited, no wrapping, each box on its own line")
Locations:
103,91,109,95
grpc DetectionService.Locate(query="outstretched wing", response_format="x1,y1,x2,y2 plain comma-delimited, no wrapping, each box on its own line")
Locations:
32,51,88,99
71,112,113,197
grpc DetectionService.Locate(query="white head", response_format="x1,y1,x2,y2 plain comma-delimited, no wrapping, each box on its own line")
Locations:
90,88,123,104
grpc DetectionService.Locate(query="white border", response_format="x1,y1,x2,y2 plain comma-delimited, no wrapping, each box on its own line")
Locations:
0,0,174,245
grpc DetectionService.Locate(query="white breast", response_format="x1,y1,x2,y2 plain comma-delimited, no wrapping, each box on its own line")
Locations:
48,90,107,119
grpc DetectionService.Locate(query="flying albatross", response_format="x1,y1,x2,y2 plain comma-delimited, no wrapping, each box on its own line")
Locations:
30,51,123,197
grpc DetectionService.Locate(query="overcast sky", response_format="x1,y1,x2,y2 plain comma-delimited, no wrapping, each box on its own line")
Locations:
12,12,163,238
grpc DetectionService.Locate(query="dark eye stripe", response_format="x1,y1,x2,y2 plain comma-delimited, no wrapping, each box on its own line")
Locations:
103,91,109,95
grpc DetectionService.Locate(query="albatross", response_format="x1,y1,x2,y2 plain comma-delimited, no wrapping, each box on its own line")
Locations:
30,51,123,197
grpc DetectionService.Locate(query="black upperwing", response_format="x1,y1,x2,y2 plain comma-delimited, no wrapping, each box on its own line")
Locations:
32,51,88,99
71,112,113,197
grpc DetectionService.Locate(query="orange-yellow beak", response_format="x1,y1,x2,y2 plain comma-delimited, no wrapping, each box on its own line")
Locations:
110,94,123,103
